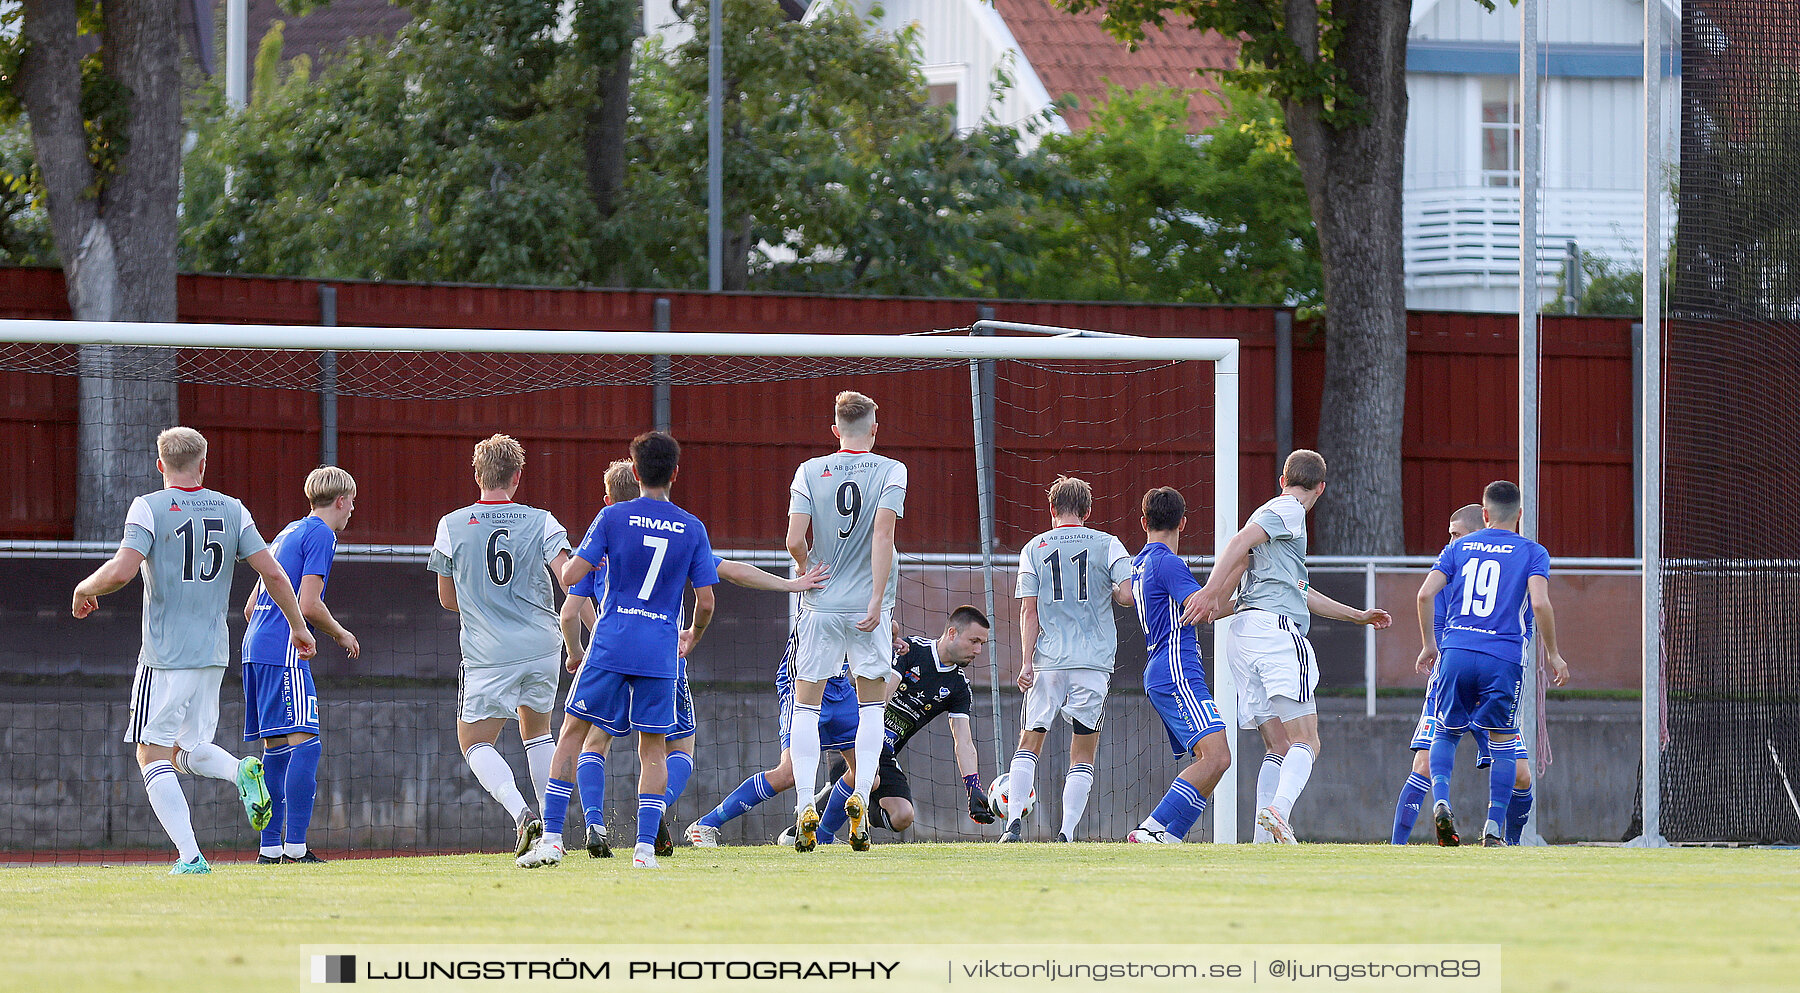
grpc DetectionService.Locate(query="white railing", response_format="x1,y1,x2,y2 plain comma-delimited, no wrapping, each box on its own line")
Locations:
1404,185,1642,284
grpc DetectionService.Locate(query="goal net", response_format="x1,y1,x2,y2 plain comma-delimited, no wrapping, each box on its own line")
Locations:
0,319,1238,860
1660,0,1800,843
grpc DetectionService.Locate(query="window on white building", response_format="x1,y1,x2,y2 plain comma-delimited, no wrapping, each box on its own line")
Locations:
1480,76,1521,188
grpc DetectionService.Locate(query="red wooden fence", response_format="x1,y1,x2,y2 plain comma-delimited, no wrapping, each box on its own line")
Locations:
0,267,1637,555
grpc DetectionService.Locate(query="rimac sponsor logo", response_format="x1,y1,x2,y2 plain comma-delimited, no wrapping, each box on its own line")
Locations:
311,954,356,984
630,515,686,533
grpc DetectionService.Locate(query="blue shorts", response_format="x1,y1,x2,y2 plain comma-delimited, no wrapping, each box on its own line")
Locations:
1411,668,1492,752
1145,659,1226,757
242,661,318,740
778,677,859,752
1429,648,1522,734
669,662,696,743
566,666,680,737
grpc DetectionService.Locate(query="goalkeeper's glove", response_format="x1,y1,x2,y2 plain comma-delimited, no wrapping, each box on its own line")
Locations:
965,774,995,824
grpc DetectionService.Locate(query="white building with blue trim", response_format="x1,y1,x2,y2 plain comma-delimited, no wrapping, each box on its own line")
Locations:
1404,0,1677,311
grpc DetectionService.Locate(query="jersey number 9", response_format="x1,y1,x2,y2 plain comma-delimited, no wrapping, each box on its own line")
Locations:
836,481,862,540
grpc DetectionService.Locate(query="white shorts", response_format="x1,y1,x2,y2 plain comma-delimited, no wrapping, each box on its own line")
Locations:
1021,668,1110,734
792,608,895,681
459,654,560,723
1226,609,1319,729
124,664,223,750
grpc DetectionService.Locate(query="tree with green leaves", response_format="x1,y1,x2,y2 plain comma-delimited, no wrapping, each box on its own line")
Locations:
623,0,1050,293
1058,0,1475,552
1020,82,1318,306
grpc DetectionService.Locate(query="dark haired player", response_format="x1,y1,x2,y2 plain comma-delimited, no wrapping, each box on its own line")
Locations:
1124,487,1230,843
524,431,718,869
1414,480,1570,847
793,606,996,843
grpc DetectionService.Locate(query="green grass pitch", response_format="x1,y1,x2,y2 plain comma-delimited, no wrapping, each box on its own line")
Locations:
4,843,1793,992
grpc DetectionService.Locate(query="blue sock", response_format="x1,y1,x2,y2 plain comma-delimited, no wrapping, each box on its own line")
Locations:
817,778,853,844
1473,726,1493,767
637,794,666,847
1149,778,1207,839
1485,737,1519,831
1391,772,1431,844
577,751,605,828
284,737,321,849
664,750,694,809
1428,728,1461,811
543,777,575,836
259,743,292,852
701,772,773,829
1506,785,1533,845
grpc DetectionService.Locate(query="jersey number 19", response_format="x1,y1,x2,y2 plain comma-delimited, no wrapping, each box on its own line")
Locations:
1458,558,1500,617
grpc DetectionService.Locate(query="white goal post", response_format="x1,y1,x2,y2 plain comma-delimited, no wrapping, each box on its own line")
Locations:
0,317,1243,842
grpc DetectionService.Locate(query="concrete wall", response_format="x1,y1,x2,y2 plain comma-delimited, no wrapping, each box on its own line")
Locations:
0,687,1638,853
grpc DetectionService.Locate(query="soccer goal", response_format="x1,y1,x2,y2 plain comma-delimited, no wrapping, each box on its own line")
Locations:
0,316,1243,858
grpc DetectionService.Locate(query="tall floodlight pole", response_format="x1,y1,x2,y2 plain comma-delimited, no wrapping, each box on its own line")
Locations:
1517,0,1546,846
226,0,248,109
1631,0,1668,849
707,0,724,292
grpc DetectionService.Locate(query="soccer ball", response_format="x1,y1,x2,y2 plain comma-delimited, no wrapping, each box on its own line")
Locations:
988,772,1035,820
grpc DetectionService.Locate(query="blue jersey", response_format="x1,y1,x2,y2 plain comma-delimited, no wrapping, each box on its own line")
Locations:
573,497,718,678
1132,541,1203,679
242,515,337,666
569,560,606,600
1433,527,1550,664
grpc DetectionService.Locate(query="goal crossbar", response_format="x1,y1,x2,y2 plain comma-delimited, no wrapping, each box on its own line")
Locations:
0,319,1240,367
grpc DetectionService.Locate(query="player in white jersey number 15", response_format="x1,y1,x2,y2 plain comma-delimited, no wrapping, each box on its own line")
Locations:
72,427,316,874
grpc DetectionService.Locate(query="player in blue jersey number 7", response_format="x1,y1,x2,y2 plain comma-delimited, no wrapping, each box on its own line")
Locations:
1414,480,1570,847
525,432,719,869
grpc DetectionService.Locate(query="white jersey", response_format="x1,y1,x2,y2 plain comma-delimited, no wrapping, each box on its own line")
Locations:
1237,494,1311,635
429,501,569,667
1016,525,1131,672
122,487,267,669
789,449,907,614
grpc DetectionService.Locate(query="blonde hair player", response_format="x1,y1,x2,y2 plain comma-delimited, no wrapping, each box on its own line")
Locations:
1001,475,1134,842
71,427,317,874
238,465,361,864
429,434,572,861
783,391,908,852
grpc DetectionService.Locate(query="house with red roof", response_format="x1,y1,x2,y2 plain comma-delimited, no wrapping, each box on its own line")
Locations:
804,0,1239,138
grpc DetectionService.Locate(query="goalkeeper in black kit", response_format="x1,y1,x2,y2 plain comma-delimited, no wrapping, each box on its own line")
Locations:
784,605,997,842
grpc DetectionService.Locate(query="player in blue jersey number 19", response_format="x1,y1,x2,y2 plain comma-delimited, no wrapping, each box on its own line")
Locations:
1414,480,1570,847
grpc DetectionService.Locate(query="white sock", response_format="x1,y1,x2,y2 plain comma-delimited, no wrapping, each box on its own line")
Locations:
1139,815,1168,833
1273,742,1315,821
789,705,822,811
1254,751,1283,842
543,831,562,849
522,733,554,815
1060,763,1094,839
852,703,885,801
182,741,240,782
465,742,528,821
1007,749,1038,823
142,761,201,862
260,844,283,858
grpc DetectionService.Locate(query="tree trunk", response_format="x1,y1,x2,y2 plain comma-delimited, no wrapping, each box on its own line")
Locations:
1281,0,1410,554
20,0,181,540
582,0,641,287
